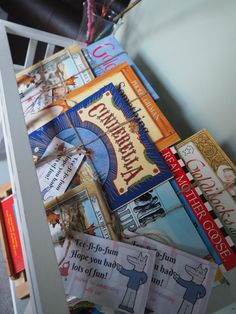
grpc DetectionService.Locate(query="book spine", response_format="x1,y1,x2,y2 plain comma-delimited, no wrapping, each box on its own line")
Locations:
1,196,25,274
177,142,236,243
161,147,236,271
0,202,16,277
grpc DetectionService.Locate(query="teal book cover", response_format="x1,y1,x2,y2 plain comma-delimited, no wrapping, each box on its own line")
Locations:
115,181,210,259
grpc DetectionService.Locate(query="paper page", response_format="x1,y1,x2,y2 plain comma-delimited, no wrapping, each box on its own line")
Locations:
59,232,156,314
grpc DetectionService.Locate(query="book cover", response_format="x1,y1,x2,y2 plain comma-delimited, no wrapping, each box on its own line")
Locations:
161,146,236,271
176,129,236,201
115,181,210,259
0,195,25,275
64,83,172,211
176,141,236,246
82,34,159,101
60,62,179,151
16,44,94,132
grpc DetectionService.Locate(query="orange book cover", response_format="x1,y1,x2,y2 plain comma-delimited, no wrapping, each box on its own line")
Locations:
0,195,25,274
34,62,180,151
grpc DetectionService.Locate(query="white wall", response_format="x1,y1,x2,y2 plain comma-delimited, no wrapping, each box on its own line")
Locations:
116,0,236,161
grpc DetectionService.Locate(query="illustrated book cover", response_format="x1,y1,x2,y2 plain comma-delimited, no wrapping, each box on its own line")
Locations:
0,195,25,276
65,83,172,210
161,146,236,272
82,34,159,101
59,62,179,151
123,232,217,314
30,83,172,211
115,180,210,259
16,44,94,132
176,137,236,246
45,181,118,252
176,129,236,201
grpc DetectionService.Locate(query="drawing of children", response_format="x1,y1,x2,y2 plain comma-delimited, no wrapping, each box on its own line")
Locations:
173,264,208,314
116,253,148,313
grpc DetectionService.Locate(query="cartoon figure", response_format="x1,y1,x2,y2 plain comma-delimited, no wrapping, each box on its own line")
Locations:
59,261,70,280
116,253,148,313
173,264,208,314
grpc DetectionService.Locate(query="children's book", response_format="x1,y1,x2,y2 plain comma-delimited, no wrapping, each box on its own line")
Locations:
176,138,236,246
30,83,172,211
162,146,236,271
123,232,217,314
0,195,25,276
45,181,118,242
35,62,179,151
16,44,94,132
65,83,173,211
82,34,159,101
115,181,210,259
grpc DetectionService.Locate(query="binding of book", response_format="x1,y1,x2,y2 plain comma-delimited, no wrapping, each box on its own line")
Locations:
82,34,159,101
161,146,236,271
0,195,25,275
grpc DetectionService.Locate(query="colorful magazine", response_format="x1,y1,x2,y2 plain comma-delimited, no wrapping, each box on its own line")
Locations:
16,44,94,132
59,62,179,151
30,83,172,211
82,34,159,101
115,181,210,259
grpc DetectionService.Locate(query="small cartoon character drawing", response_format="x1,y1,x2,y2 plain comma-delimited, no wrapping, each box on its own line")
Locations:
60,261,70,280
173,264,208,314
116,253,148,313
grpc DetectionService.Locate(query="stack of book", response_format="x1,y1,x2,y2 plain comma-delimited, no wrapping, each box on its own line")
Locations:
0,34,235,313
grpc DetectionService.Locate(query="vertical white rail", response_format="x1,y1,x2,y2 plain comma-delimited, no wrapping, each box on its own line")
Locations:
0,24,69,314
45,44,55,58
24,39,38,68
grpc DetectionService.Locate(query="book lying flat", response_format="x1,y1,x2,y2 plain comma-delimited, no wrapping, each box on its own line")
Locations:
34,62,180,151
82,34,159,101
16,44,94,132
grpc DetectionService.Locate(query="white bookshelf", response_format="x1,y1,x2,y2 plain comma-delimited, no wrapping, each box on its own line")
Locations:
0,17,235,314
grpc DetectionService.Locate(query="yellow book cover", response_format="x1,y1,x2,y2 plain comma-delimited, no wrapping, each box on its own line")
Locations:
31,62,180,150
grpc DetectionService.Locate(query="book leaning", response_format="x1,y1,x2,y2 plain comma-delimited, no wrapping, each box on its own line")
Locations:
29,83,172,211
